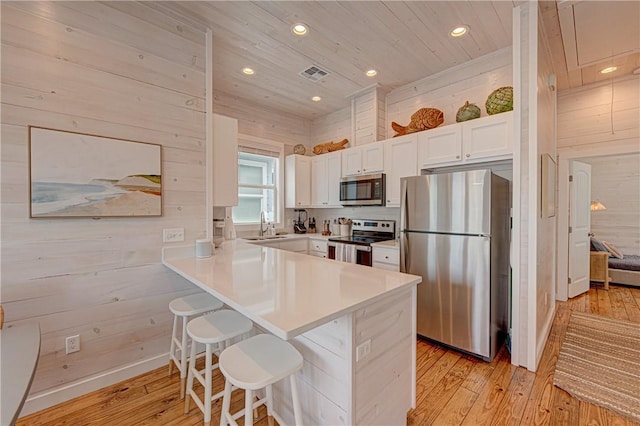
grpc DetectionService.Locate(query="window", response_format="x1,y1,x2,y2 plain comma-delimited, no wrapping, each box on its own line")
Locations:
232,137,283,227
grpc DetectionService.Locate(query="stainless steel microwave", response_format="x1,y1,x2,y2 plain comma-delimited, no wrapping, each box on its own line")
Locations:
339,173,385,206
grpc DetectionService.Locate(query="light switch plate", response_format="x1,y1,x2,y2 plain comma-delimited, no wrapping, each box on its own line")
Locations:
355,339,371,362
163,228,185,242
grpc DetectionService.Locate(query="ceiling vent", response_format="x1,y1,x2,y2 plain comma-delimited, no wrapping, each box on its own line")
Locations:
299,65,329,82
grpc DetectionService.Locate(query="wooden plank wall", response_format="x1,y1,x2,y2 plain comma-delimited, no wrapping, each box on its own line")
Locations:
385,47,513,139
557,76,640,150
582,153,640,255
312,105,352,147
0,1,311,409
557,74,640,268
0,1,207,399
212,91,312,149
311,48,512,145
534,6,557,367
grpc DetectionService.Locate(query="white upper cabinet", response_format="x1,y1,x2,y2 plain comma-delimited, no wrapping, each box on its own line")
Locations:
342,141,384,176
384,134,418,207
417,111,513,169
417,125,462,168
212,114,238,206
285,154,311,208
462,111,513,161
312,151,342,208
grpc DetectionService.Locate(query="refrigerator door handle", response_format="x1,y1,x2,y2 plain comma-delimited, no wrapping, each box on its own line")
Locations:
400,178,409,273
400,178,408,233
400,231,409,273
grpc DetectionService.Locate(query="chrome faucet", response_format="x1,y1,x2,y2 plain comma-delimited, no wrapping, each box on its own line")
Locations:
259,211,269,237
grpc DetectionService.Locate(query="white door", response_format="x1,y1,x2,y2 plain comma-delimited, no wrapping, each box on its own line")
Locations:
568,161,591,298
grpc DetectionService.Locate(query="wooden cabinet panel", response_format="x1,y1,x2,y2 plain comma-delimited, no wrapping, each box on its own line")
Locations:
416,111,513,170
384,134,417,207
417,125,462,168
341,142,384,176
372,246,400,271
286,155,311,208
312,151,342,208
361,142,384,174
462,111,513,161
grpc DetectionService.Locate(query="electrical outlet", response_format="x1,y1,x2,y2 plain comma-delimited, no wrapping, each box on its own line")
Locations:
355,339,371,362
163,228,184,242
66,335,80,354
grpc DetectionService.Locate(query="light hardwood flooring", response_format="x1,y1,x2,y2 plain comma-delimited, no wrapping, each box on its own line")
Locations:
17,284,640,426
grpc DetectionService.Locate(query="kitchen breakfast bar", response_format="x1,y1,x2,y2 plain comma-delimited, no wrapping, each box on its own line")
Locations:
162,240,421,425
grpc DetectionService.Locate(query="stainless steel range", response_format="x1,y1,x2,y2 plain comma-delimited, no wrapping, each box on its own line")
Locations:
327,219,395,266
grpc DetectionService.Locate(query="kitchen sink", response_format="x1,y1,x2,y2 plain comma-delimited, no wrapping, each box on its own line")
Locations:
243,236,287,241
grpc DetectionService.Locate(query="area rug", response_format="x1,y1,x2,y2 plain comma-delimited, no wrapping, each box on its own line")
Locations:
554,311,640,423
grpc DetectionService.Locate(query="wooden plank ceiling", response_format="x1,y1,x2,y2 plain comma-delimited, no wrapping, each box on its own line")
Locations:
152,1,639,120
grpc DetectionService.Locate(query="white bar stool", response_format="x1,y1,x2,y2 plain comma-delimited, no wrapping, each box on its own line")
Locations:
219,334,304,426
168,293,223,399
184,310,253,426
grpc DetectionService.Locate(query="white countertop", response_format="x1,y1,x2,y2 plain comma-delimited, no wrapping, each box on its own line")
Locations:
162,241,420,340
371,239,400,248
237,233,332,244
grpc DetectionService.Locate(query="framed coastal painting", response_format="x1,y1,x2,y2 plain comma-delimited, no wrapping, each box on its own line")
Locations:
29,126,162,218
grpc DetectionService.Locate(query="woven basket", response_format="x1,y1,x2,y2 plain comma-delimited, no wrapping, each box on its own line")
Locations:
456,101,481,122
485,86,513,115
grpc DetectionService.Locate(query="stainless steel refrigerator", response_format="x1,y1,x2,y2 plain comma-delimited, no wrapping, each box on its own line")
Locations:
400,170,510,361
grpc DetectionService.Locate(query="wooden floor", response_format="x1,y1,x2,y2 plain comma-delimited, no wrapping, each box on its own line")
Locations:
17,284,640,426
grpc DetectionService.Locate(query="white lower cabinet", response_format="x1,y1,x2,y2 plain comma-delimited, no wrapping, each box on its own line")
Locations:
256,238,308,253
278,239,308,253
308,238,328,258
372,246,399,271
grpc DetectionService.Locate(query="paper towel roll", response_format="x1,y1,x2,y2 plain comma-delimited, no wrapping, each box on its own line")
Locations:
195,239,213,258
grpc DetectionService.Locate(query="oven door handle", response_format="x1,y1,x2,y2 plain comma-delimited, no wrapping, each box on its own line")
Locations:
355,245,372,252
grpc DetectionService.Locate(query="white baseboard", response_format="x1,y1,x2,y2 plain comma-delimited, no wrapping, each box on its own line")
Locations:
20,353,169,417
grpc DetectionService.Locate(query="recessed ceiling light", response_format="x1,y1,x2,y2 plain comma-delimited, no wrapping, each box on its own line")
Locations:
311,96,321,102
600,66,617,74
242,67,255,75
366,69,378,77
450,25,469,37
291,23,308,36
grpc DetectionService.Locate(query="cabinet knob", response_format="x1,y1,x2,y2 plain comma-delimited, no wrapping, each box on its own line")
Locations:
385,256,389,259
363,168,366,171
466,154,471,158
456,155,460,159
357,169,361,173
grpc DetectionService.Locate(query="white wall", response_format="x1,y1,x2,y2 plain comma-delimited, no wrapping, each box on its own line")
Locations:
555,75,640,300
213,91,312,149
513,1,557,372
0,1,312,413
0,1,207,406
311,48,513,145
312,106,352,147
582,153,640,255
534,3,557,370
386,48,512,139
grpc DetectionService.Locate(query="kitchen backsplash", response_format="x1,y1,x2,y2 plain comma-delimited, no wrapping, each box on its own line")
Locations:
305,207,401,237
